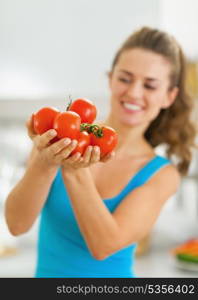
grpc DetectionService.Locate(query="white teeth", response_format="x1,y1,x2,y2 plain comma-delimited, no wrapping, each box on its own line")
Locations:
122,102,142,111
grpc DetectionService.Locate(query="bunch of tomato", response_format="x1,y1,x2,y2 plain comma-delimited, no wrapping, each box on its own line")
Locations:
32,98,118,156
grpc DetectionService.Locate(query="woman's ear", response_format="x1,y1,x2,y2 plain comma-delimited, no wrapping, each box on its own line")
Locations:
162,86,179,108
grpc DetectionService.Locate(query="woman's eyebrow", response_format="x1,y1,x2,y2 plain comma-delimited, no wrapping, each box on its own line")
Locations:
119,69,132,76
119,69,160,82
146,77,160,83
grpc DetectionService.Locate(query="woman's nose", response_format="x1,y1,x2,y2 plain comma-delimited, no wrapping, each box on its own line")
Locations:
126,82,143,99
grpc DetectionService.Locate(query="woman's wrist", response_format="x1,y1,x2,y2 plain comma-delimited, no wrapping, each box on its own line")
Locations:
28,153,58,175
61,166,90,181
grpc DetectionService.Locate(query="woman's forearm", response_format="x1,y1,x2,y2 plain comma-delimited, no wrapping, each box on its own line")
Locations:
5,159,57,236
61,167,122,260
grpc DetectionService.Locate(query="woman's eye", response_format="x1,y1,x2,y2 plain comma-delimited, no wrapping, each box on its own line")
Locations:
144,84,156,90
118,78,131,84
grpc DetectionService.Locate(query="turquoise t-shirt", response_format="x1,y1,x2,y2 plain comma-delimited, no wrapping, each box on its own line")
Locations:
35,155,170,278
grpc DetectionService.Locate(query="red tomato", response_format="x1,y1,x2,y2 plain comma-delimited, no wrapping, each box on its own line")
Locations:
53,111,81,139
33,107,60,135
71,131,90,155
90,126,118,156
68,98,97,124
50,136,60,144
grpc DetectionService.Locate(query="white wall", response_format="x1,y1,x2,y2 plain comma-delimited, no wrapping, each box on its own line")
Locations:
0,0,159,109
159,0,198,60
1,0,198,120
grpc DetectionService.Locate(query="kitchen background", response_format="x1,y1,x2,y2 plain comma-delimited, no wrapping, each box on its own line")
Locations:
0,0,198,277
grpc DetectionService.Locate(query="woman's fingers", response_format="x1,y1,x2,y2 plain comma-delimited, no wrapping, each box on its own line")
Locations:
71,146,100,168
54,139,78,160
100,151,115,163
65,152,82,164
70,152,82,162
57,143,116,169
50,138,72,155
82,146,93,164
65,146,93,168
90,146,100,163
36,129,57,150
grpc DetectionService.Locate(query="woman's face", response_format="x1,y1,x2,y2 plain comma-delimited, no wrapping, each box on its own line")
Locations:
109,48,178,127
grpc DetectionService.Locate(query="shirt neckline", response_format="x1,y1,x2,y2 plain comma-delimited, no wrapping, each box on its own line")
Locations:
103,155,158,202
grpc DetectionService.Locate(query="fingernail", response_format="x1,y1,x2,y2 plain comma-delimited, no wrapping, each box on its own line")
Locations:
94,146,99,152
64,138,71,144
72,140,78,146
49,129,57,136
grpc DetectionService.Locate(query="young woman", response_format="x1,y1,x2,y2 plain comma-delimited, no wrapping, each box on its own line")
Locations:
5,27,197,278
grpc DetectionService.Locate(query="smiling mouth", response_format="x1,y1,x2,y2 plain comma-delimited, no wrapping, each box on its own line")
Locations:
120,101,143,112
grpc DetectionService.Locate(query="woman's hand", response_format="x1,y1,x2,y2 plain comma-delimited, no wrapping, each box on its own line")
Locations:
26,116,79,170
26,116,115,172
61,145,115,171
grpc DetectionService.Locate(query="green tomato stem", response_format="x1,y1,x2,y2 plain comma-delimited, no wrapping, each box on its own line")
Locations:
66,95,73,111
80,123,104,137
